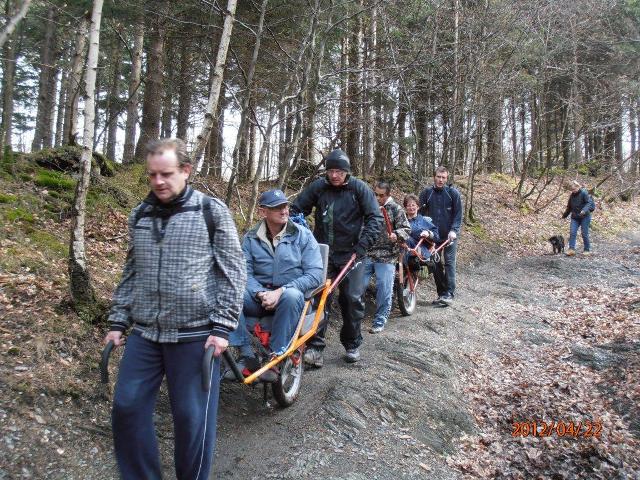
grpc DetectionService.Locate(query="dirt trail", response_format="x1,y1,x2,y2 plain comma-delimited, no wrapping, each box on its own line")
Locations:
210,231,639,479
4,233,637,479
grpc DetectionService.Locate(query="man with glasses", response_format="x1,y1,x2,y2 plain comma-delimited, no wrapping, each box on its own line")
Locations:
291,149,382,366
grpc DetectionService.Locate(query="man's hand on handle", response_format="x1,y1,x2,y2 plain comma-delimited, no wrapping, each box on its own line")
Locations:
204,335,228,357
104,331,125,347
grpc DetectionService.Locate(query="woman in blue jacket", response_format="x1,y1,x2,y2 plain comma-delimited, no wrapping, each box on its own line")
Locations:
562,180,595,256
403,194,440,271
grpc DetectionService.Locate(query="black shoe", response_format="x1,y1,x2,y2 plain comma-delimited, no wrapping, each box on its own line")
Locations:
431,296,444,305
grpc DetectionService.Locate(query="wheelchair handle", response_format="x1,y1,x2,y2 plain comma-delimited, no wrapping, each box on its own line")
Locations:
328,254,357,294
100,341,115,384
202,347,245,391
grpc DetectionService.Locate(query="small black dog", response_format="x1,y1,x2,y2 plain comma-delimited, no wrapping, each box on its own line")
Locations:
548,235,565,254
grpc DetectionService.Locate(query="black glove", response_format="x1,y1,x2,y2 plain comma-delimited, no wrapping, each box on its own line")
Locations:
353,244,367,260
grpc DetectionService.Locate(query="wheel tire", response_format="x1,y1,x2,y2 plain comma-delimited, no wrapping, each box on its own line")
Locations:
272,353,303,407
396,275,417,316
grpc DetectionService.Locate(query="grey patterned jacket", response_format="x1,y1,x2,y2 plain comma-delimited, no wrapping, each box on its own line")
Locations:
108,187,246,343
367,197,410,263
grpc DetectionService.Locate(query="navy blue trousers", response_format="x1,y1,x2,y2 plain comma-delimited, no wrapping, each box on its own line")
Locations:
112,332,220,480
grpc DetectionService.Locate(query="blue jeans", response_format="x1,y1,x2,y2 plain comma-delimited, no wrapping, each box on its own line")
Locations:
240,288,305,355
112,333,220,480
569,215,591,251
433,240,457,297
363,258,396,327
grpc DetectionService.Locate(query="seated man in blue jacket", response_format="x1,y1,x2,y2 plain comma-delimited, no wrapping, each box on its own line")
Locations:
231,189,324,379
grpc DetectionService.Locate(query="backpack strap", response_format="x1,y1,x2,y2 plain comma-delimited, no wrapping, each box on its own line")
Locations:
201,195,217,246
133,196,219,246
133,201,151,227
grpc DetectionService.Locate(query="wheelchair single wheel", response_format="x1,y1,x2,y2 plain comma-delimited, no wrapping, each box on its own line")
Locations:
272,351,303,407
396,274,417,316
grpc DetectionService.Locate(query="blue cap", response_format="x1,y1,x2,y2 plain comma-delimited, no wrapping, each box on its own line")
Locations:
258,189,289,207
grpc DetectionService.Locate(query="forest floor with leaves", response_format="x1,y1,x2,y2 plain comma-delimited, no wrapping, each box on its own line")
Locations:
1,166,639,479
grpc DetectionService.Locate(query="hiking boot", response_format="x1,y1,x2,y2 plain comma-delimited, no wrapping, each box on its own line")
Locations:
369,324,384,334
566,249,576,256
344,348,360,363
303,348,324,368
439,294,453,306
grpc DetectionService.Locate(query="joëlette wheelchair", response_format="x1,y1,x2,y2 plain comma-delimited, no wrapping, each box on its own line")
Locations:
101,244,356,409
396,237,450,316
205,243,360,408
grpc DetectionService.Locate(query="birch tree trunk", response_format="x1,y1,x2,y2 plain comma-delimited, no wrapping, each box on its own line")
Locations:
54,70,68,147
63,13,89,145
122,14,144,164
69,0,103,311
0,1,19,153
0,0,32,50
192,0,238,171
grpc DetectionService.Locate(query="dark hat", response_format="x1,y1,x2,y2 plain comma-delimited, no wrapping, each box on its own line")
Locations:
258,189,289,208
325,148,351,172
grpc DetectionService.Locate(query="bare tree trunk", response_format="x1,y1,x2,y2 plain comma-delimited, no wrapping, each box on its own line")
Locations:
64,13,89,145
161,42,173,138
0,4,18,153
0,0,32,50
346,10,363,174
278,103,286,174
69,0,104,311
192,0,238,171
362,3,376,176
122,15,144,164
397,100,408,167
338,36,349,149
134,7,165,162
509,96,518,174
32,8,58,151
630,99,637,168
224,0,267,203
104,45,121,159
176,38,192,140
54,70,68,147
486,99,502,172
247,112,257,179
207,80,225,179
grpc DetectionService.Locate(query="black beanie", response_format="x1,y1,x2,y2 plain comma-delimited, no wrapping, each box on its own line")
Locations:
325,148,351,172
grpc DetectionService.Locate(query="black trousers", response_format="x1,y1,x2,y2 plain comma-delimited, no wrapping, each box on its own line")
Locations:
308,257,366,351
